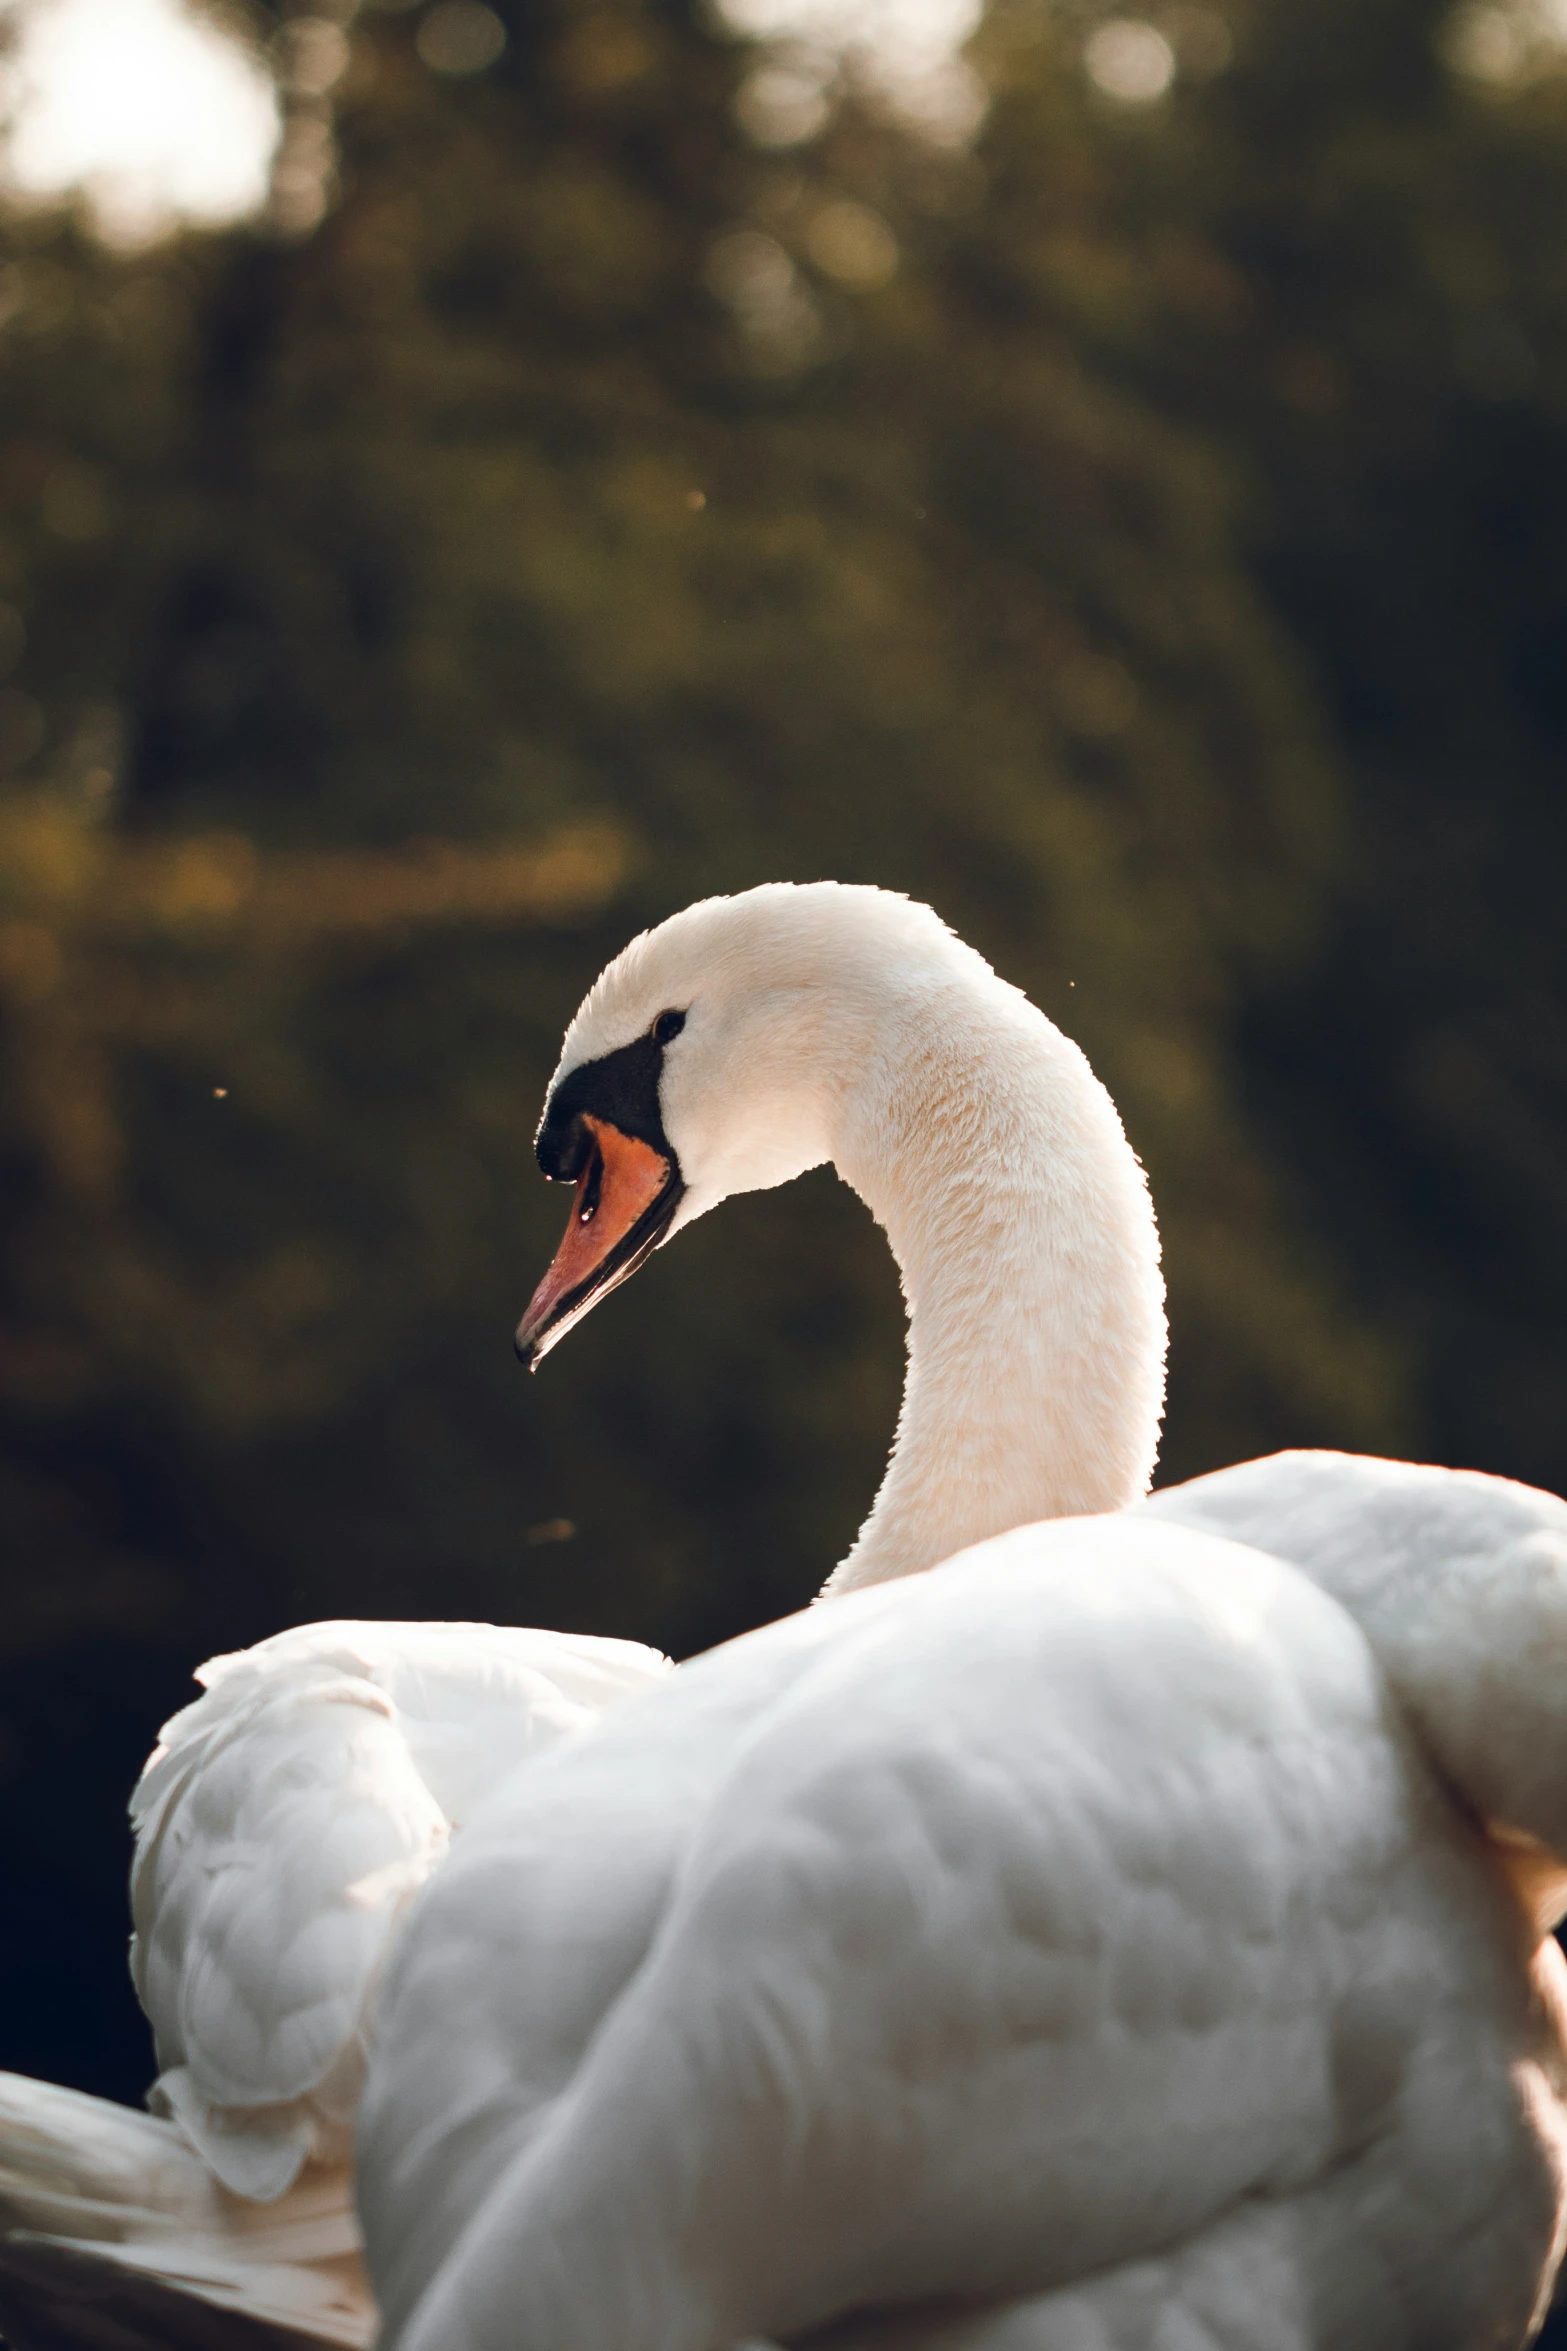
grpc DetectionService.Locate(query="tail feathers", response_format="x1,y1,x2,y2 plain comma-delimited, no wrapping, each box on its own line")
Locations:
0,2073,372,2351
0,2232,366,2351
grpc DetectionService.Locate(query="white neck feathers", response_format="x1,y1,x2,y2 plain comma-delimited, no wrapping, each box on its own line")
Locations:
817,956,1166,1595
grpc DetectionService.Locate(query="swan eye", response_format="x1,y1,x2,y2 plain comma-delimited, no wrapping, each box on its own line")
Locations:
651,1009,686,1046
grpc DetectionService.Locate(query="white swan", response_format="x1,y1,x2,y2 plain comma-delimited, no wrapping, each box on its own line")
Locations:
349,883,1567,2351
4,882,1564,2351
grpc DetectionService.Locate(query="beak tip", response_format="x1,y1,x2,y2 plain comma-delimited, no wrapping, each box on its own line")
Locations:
512,1129,682,1383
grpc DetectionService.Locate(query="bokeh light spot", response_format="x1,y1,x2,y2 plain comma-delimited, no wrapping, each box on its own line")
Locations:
1083,18,1177,102
416,1,508,76
715,0,987,145
736,59,832,147
706,226,823,371
807,200,898,288
0,0,279,246
280,18,352,99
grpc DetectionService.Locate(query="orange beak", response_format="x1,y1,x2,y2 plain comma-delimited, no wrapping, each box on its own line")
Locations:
514,1114,681,1370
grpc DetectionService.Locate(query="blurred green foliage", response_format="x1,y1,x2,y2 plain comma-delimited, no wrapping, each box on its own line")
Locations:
0,0,1561,2100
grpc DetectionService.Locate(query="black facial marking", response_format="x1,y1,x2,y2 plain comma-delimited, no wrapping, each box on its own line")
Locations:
536,1030,679,1180
520,1027,689,1369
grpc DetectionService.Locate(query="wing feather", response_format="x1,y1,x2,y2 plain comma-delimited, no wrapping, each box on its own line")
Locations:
128,1621,667,2199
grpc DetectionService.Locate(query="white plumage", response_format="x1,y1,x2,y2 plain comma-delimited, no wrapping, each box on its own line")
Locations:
353,886,1567,2351
130,1619,668,2199
5,883,1566,2351
363,1509,1567,2351
0,1622,667,2348
1146,1449,1567,1918
0,2072,368,2348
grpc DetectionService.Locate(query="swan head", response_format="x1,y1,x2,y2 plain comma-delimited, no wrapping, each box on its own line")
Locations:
514,883,976,1368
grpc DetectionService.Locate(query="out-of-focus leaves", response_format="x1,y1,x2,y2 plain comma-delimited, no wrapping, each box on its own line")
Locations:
0,796,623,1429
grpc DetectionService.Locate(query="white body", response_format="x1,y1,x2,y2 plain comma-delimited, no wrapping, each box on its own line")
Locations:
362,1499,1567,2351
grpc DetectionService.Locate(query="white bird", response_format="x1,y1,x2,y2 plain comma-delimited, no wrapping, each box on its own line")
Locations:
347,882,1567,2351
6,882,1565,2351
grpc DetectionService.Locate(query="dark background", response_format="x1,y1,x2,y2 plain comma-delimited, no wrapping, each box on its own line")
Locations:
0,0,1564,2267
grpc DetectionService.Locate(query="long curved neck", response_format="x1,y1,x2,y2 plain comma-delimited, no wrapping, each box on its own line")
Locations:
818,977,1166,1597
